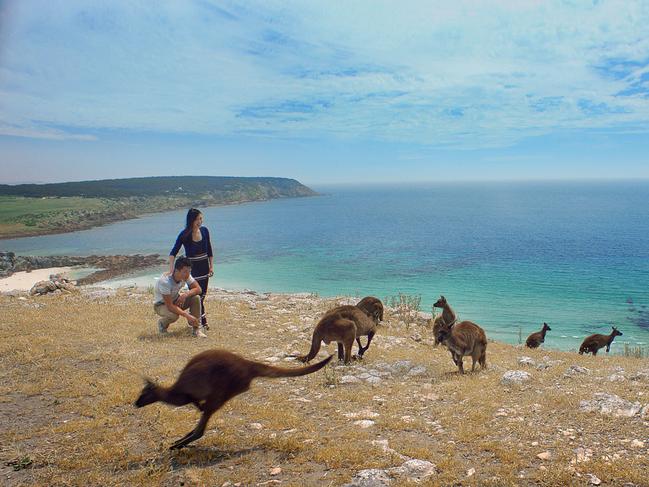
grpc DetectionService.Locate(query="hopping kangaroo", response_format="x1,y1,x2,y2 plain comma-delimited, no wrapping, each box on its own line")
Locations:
579,326,623,356
135,349,332,449
299,296,383,364
526,322,551,349
433,297,487,374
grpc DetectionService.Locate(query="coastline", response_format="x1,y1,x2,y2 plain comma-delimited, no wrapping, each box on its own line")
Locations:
0,193,318,240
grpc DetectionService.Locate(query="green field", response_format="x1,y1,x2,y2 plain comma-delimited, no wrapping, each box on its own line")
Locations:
0,196,112,238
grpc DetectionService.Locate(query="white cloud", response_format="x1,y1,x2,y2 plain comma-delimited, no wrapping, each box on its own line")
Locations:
0,0,648,147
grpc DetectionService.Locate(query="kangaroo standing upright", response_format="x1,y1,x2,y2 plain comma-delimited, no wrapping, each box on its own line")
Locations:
135,349,332,449
526,322,551,349
433,296,487,374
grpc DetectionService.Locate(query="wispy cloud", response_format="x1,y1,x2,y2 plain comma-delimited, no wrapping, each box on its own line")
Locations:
1,0,648,148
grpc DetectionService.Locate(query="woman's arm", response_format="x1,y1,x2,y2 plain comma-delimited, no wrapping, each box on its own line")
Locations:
205,227,214,274
169,231,184,274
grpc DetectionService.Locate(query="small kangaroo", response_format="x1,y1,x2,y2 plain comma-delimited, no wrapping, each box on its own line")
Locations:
432,295,457,346
526,322,551,349
135,349,332,449
433,297,487,374
579,326,623,356
298,296,383,364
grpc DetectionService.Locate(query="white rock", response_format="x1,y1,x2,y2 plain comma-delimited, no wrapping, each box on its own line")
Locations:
566,365,590,375
518,356,536,366
344,469,392,487
608,374,625,382
536,451,551,460
466,468,475,477
587,473,602,485
248,423,263,430
269,467,282,476
501,370,532,385
389,459,437,481
407,366,427,377
353,420,375,428
340,375,362,384
366,376,383,385
579,393,643,418
630,439,645,449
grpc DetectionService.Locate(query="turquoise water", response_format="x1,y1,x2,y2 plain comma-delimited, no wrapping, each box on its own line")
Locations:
2,181,649,351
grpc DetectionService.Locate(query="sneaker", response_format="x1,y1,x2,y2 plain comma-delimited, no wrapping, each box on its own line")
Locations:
192,327,207,338
158,320,169,334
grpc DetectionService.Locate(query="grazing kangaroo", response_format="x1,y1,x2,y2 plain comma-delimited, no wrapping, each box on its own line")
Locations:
298,297,383,364
135,350,332,450
433,298,487,374
526,322,551,348
579,327,623,356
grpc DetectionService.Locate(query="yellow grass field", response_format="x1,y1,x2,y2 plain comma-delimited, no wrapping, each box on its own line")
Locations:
1,289,647,486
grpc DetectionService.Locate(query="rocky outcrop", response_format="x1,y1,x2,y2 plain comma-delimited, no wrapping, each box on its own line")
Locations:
30,273,77,295
0,252,165,283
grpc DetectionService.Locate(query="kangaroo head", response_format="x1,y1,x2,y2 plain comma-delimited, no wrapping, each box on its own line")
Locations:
372,301,384,322
542,322,551,332
612,326,623,337
357,297,384,323
134,379,159,408
433,295,447,308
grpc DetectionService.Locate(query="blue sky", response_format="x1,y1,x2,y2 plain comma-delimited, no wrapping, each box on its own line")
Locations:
1,0,649,185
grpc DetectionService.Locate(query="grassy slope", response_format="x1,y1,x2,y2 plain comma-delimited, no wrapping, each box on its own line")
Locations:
0,177,317,239
0,291,647,486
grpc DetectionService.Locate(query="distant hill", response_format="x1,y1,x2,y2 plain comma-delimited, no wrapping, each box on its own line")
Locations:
0,176,317,199
0,176,317,239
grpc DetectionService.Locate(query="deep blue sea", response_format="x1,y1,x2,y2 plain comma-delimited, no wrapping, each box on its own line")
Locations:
3,181,649,351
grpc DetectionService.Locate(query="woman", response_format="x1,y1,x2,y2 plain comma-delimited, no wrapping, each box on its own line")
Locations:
169,208,214,329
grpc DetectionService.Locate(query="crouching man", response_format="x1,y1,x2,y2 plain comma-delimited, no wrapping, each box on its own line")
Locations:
153,256,207,338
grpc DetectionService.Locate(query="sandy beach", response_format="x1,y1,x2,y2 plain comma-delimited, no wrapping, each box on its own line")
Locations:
0,267,73,292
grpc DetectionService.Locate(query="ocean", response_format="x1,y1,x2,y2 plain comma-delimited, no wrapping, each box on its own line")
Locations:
3,180,649,351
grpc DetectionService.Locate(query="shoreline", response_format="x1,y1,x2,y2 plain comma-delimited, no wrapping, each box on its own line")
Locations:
0,269,645,356
0,193,319,241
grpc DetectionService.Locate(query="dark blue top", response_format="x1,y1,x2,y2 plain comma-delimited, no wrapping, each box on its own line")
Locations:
170,226,213,258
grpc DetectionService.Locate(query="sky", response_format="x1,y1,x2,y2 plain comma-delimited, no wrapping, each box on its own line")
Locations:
1,0,649,185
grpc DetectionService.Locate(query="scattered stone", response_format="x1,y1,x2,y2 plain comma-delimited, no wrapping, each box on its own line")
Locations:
353,420,375,428
630,439,645,449
366,376,383,385
407,366,427,377
410,333,422,342
536,451,551,460
566,365,590,375
573,447,593,464
248,423,263,430
587,473,602,485
269,467,282,476
389,459,437,481
518,356,535,366
608,374,625,382
501,370,532,385
466,468,476,477
579,393,643,418
344,469,392,487
340,375,362,384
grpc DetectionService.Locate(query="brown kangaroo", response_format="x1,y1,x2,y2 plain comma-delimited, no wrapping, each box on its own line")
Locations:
434,300,487,374
298,297,383,364
135,349,332,449
579,326,623,356
432,295,457,346
526,322,551,348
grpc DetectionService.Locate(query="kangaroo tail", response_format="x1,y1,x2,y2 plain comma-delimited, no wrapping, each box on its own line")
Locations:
297,330,322,363
254,355,333,378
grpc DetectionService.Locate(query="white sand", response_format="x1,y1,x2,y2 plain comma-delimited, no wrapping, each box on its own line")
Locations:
0,267,73,292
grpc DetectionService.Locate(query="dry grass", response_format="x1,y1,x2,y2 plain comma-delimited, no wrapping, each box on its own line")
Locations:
1,290,648,486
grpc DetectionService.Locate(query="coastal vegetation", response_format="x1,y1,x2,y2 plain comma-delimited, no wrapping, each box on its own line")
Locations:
0,176,317,239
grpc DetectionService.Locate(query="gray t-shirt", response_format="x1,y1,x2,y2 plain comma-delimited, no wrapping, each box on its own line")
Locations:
154,273,196,304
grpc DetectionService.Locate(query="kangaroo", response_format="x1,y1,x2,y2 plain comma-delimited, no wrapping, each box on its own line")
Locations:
135,349,332,449
526,322,551,349
298,297,383,364
432,295,457,346
434,309,488,374
579,326,623,356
